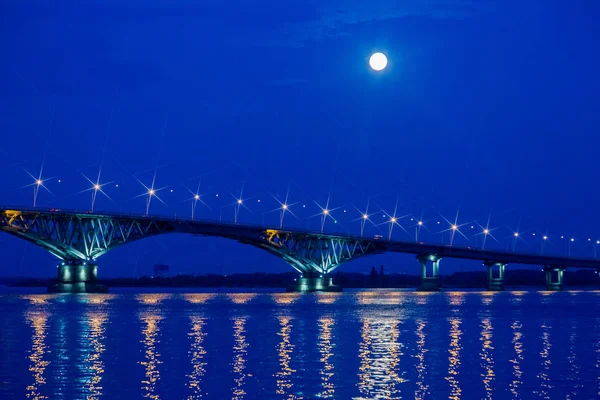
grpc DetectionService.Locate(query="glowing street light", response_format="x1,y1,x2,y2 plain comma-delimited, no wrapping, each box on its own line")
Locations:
568,237,575,258
483,228,489,235
194,194,200,200
514,232,519,237
23,164,54,208
312,196,338,233
414,218,426,243
94,184,101,191
439,211,469,246
271,186,298,228
354,200,374,237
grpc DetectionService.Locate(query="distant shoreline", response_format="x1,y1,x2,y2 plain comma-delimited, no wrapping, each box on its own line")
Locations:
2,269,599,289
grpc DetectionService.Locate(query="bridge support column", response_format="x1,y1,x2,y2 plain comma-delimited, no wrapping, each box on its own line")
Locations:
417,255,442,292
485,262,506,291
48,262,107,293
544,266,565,291
286,272,341,293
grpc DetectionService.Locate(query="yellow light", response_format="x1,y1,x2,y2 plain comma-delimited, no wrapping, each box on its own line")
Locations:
148,189,155,196
36,179,42,185
94,184,101,190
363,214,368,220
391,217,397,223
323,209,329,215
194,194,200,200
452,224,458,231
483,229,489,234
282,204,288,210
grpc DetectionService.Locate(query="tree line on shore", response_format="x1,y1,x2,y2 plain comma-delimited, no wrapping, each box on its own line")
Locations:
3,267,600,288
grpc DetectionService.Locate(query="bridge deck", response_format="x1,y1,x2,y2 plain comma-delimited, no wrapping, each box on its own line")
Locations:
2,206,600,270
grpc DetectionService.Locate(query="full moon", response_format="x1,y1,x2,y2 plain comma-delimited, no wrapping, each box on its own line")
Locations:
369,52,388,71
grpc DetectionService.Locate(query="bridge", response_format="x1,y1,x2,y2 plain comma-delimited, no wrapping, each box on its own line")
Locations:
1,207,600,293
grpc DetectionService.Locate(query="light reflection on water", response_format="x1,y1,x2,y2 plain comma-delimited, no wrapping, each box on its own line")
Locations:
275,316,297,399
480,318,495,399
446,317,462,400
317,317,335,398
1,291,599,399
536,322,553,399
414,318,429,400
509,321,524,399
357,317,402,399
139,312,163,400
187,316,208,399
82,312,107,400
231,317,249,400
26,311,50,400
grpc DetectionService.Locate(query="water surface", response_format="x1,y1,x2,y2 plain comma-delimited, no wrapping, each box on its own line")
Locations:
0,289,598,399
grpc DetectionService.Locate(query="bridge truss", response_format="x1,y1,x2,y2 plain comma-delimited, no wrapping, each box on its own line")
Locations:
0,209,380,275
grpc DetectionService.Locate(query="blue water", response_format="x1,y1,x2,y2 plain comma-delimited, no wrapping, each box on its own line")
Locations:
0,289,598,399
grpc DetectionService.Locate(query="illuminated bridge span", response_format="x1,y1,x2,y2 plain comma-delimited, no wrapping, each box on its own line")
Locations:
1,208,600,293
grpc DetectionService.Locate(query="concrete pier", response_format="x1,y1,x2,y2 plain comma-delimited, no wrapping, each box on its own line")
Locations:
48,263,107,293
485,262,506,291
417,255,442,291
286,275,341,292
544,266,565,291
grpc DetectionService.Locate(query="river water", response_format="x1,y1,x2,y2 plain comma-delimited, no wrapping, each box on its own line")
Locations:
0,289,598,399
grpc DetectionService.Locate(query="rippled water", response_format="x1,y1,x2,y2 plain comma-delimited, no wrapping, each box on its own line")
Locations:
0,289,598,399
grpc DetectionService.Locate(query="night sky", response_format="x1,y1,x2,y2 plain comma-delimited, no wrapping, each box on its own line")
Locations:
1,1,600,277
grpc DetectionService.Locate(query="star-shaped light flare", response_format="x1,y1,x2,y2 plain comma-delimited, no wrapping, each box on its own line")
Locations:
186,181,210,220
133,171,166,215
411,211,432,242
474,215,499,250
378,202,409,240
76,167,114,212
230,183,253,224
439,211,470,246
22,164,55,208
352,200,378,237
270,186,299,228
311,195,339,233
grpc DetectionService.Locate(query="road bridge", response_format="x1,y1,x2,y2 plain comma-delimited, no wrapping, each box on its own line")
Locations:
1,208,599,292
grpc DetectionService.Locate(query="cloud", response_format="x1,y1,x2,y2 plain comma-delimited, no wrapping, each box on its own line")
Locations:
255,0,489,47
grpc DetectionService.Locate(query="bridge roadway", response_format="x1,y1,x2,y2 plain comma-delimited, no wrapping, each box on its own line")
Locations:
1,207,599,292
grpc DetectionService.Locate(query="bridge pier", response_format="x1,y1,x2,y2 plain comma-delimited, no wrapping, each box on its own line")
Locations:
286,273,341,293
485,262,506,291
48,262,107,293
417,255,442,291
544,266,565,291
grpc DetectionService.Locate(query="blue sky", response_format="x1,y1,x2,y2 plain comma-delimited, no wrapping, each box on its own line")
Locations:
1,0,600,277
